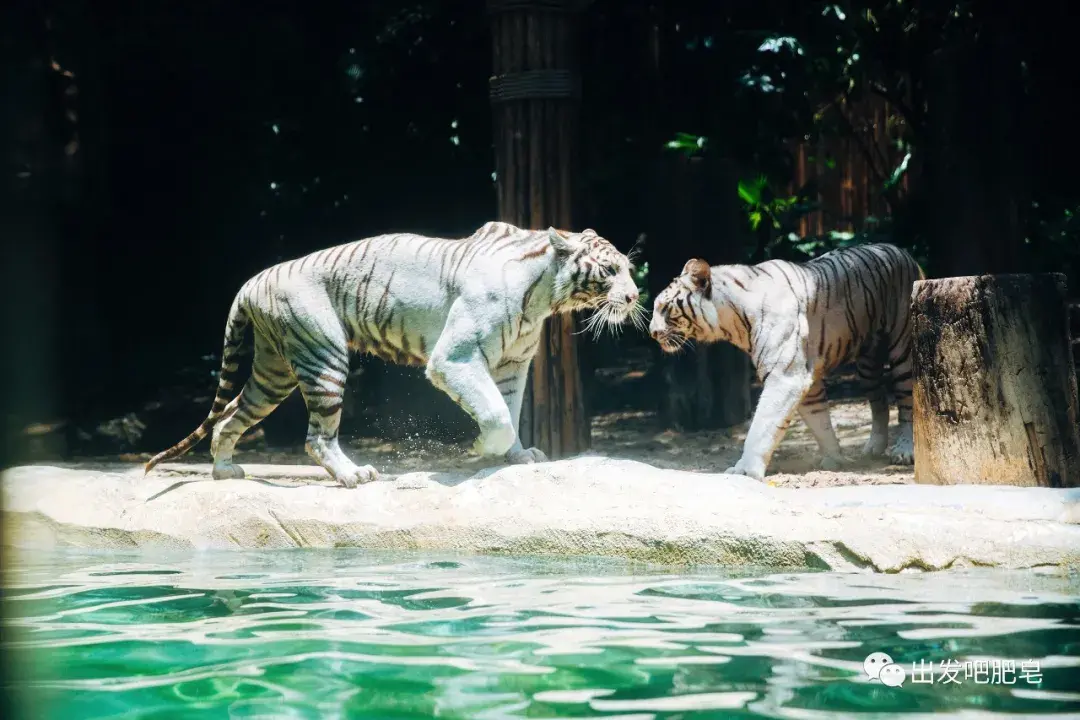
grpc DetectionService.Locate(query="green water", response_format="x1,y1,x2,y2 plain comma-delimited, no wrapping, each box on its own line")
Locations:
3,550,1079,719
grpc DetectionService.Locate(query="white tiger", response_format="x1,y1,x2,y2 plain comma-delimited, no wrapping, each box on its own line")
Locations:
145,222,642,487
648,244,923,480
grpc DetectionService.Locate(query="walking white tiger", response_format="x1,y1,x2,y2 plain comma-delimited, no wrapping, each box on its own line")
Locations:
145,222,643,487
648,243,924,480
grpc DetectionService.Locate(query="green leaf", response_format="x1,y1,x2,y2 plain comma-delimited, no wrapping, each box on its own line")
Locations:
738,177,767,205
884,151,912,191
665,132,708,155
758,36,805,56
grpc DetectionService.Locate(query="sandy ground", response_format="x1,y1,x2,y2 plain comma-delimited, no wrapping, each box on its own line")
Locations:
590,400,914,487
97,398,914,489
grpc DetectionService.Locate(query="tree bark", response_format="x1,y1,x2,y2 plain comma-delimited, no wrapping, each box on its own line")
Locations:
648,153,752,431
636,6,749,431
911,274,1080,488
1072,300,1080,410
706,158,753,428
487,0,589,458
921,27,1028,277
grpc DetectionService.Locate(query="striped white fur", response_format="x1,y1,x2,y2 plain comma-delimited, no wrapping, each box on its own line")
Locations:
649,243,923,480
145,222,640,487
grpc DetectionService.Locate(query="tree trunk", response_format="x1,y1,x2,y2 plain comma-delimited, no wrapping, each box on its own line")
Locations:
636,7,749,431
708,158,753,428
487,0,590,458
922,27,1028,277
911,274,1080,488
649,153,752,431
1072,300,1080,410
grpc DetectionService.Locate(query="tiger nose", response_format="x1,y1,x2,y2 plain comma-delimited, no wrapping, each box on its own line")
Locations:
625,290,639,305
650,328,662,340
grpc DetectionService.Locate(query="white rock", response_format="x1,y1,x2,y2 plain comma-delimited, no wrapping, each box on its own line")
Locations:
3,457,1079,573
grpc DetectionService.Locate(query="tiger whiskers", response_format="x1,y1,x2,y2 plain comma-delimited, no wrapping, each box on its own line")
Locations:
672,337,694,355
627,301,649,332
626,234,646,265
654,330,692,354
576,297,636,340
575,312,603,339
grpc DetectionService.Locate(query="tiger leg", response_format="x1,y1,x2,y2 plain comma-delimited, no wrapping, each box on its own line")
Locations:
210,334,297,480
856,342,890,457
285,315,378,489
726,364,814,481
493,359,547,464
426,305,518,460
886,330,915,465
796,376,845,470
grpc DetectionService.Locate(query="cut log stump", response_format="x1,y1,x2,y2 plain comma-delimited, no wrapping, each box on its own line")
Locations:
912,274,1080,487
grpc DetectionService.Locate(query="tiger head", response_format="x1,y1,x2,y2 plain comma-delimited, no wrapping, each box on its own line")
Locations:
649,258,718,353
548,228,643,332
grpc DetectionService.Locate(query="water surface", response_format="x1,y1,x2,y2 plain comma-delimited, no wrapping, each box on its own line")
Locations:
3,550,1080,718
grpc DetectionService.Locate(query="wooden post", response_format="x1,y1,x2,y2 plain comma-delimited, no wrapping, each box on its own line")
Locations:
911,274,1080,488
487,0,590,458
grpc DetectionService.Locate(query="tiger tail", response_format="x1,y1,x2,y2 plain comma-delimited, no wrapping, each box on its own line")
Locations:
143,291,251,475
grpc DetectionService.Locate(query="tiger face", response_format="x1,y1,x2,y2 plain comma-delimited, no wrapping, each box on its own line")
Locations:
649,258,715,353
549,228,642,331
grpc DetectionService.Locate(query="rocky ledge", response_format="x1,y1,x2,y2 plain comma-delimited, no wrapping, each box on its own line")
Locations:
3,457,1079,573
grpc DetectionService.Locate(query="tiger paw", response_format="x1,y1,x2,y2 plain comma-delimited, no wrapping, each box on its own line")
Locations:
506,446,548,465
336,464,380,489
887,437,914,465
819,453,848,471
723,459,766,481
860,434,888,457
211,462,246,480
473,423,516,458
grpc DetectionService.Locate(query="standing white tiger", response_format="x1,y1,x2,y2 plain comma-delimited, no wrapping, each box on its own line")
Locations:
145,222,642,487
648,243,923,480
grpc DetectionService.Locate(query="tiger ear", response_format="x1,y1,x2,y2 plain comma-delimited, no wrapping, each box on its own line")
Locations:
683,258,712,295
546,227,576,258
581,228,598,238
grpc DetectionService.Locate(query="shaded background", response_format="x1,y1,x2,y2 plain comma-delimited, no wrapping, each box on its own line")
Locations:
4,0,1078,463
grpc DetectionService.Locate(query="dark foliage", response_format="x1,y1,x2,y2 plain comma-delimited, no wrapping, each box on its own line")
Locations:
4,0,1077,457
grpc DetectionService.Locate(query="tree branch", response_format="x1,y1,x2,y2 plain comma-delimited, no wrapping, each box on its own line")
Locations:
868,80,921,131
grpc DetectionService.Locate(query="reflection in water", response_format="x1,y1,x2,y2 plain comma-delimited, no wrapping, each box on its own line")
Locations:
3,550,1079,718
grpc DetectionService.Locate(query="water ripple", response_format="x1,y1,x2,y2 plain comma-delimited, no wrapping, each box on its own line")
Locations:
3,550,1079,719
